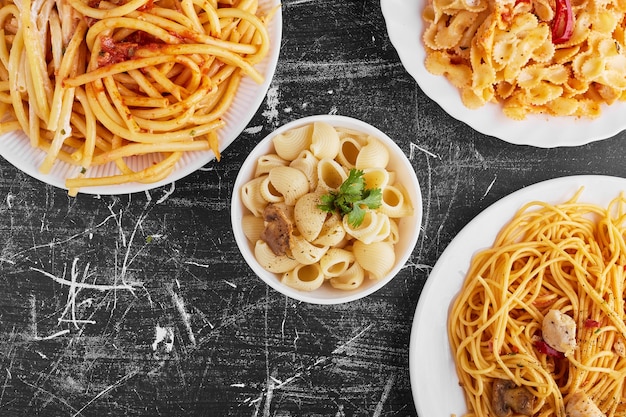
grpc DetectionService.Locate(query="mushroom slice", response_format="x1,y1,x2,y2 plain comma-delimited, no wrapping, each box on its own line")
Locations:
566,391,606,417
261,203,294,256
542,309,577,357
492,379,535,417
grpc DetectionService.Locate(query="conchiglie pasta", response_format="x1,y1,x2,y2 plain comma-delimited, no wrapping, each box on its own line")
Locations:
289,233,328,265
241,175,269,217
335,136,362,169
353,240,396,280
273,124,312,161
313,212,346,247
242,214,265,243
259,176,285,203
294,192,327,241
355,136,390,169
255,154,288,177
281,263,325,291
362,167,394,189
316,158,347,191
268,166,310,205
310,121,340,159
343,210,391,244
254,240,300,273
320,248,355,277
289,150,319,191
379,183,415,218
336,127,369,143
385,219,400,245
330,262,365,290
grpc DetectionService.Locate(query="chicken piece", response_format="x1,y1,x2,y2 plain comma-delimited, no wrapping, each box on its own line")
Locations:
492,379,535,417
566,391,606,417
542,309,577,357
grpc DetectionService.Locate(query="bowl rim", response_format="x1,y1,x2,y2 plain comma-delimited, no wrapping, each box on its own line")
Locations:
231,114,423,304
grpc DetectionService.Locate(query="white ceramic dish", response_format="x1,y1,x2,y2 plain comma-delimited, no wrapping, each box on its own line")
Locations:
380,0,626,148
408,175,626,416
0,0,282,195
231,115,423,304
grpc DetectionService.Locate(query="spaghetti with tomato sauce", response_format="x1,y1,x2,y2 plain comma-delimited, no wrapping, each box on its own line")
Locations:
0,0,276,194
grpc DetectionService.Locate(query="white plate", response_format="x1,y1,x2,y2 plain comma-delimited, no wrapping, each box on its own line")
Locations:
380,0,626,147
0,1,282,195
408,175,626,416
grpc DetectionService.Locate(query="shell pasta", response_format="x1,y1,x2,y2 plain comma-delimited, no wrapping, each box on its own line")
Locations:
0,0,275,195
239,121,415,292
449,190,626,417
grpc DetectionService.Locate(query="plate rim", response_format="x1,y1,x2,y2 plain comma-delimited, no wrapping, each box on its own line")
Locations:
408,174,626,416
380,0,626,148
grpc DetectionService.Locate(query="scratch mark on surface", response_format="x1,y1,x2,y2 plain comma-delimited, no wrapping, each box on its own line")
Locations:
222,280,237,288
154,184,175,205
33,258,138,291
184,261,210,268
31,258,138,329
33,329,70,341
372,374,395,417
261,85,280,128
285,0,317,5
262,373,275,417
18,376,79,414
482,175,497,200
168,286,196,347
410,142,439,160
0,351,15,407
5,192,13,208
152,325,174,352
71,370,138,417
29,295,37,338
332,323,373,355
11,212,119,260
435,168,461,248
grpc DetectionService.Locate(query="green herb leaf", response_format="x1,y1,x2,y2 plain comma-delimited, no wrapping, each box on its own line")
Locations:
318,169,382,227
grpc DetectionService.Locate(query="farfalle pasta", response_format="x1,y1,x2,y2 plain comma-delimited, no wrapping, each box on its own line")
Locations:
239,121,415,292
422,0,626,119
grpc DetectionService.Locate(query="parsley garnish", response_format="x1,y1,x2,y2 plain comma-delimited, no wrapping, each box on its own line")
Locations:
318,169,382,227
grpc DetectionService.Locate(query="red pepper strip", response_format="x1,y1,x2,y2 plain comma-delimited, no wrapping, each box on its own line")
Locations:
552,0,574,44
584,319,601,328
534,340,565,358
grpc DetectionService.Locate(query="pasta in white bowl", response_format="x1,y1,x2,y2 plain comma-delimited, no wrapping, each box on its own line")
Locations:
231,115,423,304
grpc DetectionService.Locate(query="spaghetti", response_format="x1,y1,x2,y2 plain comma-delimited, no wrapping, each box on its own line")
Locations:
449,189,626,417
0,0,275,195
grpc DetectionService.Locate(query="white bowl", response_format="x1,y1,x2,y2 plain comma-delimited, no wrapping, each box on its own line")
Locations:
231,115,423,304
0,0,282,195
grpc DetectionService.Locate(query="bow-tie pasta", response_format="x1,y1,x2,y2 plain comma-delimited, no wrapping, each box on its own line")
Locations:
422,0,626,119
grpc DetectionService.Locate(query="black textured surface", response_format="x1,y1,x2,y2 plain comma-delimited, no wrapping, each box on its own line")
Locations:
1,0,626,416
